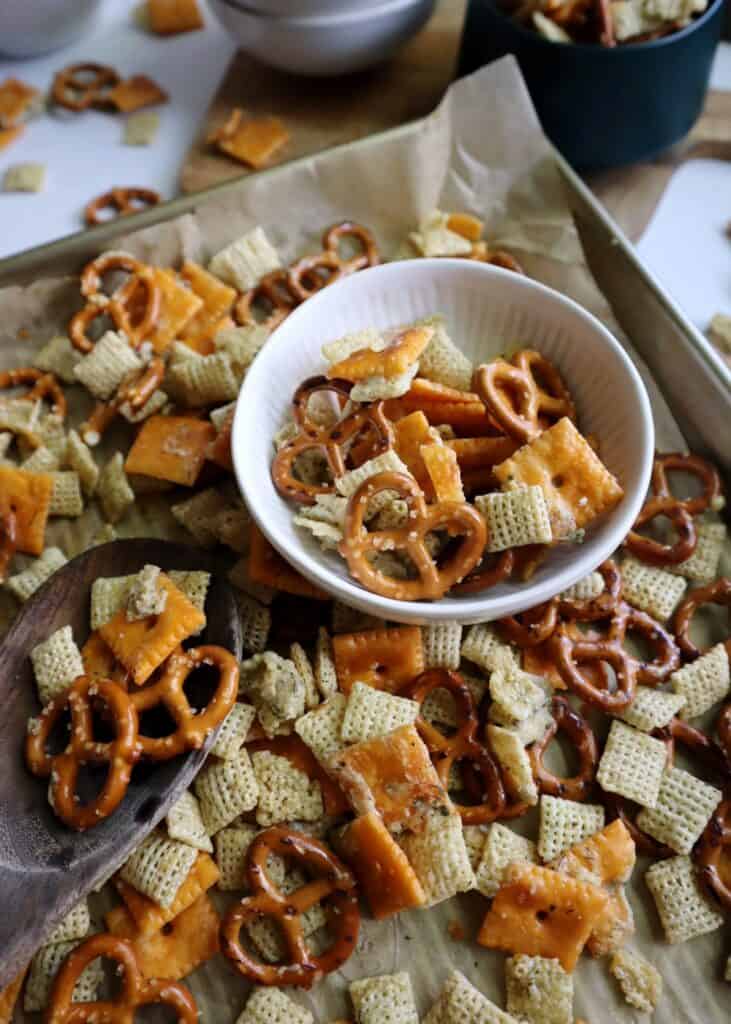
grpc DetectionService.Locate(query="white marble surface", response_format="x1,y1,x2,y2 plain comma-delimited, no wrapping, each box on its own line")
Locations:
0,0,236,259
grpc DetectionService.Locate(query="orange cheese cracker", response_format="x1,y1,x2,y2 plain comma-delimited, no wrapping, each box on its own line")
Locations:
207,406,234,471
99,574,205,685
522,641,566,690
249,523,328,600
337,811,426,919
447,436,520,471
146,267,203,354
406,378,478,405
553,819,636,887
81,631,129,686
0,466,53,556
180,260,236,350
113,852,219,936
393,411,440,489
0,125,23,151
447,211,484,241
332,625,424,695
0,77,39,128
109,75,168,113
328,723,449,833
420,443,464,503
0,963,28,1024
494,417,624,538
214,108,290,169
384,395,498,436
477,861,610,972
106,893,219,979
327,326,431,383
148,0,204,34
125,415,215,486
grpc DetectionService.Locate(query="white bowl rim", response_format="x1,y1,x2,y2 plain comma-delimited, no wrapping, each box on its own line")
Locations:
233,258,654,625
216,0,429,26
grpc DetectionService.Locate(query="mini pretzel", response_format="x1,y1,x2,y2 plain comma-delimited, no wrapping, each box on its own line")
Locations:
557,560,622,621
221,825,360,987
473,349,575,443
664,716,731,785
401,668,508,824
80,251,149,299
607,601,680,685
287,252,344,302
271,376,394,505
0,367,67,418
78,358,166,446
453,549,514,594
529,696,598,802
498,600,559,648
695,800,731,913
26,676,140,831
341,471,487,601
551,626,637,712
718,702,731,761
70,269,161,353
0,505,18,583
673,578,731,661
235,269,299,330
52,62,119,111
322,221,380,274
625,495,697,566
130,645,239,759
651,452,724,515
85,187,161,227
46,933,198,1024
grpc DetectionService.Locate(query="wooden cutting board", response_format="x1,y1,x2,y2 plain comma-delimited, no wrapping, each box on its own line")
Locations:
182,0,731,242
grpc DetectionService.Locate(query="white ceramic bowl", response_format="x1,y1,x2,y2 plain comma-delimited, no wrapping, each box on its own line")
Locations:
209,0,436,76
228,0,388,15
0,0,102,58
233,260,654,625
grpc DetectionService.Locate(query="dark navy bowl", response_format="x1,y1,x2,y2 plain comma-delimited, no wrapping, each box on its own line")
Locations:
457,0,725,170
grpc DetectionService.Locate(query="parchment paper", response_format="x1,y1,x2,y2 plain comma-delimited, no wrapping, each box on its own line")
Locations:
1,57,728,1021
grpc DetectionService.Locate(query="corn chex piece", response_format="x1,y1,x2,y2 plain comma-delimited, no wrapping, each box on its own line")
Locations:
171,487,230,546
349,971,419,1024
215,324,268,376
211,702,257,759
48,471,84,517
505,954,573,1024
596,720,668,809
0,397,40,439
34,334,82,383
44,900,90,945
6,546,66,603
341,681,419,744
463,824,488,870
235,987,313,1024
560,571,604,603
213,505,252,553
98,452,135,523
322,326,387,365
239,651,305,734
486,725,538,805
610,947,662,1012
335,450,411,498
350,364,419,403
422,620,462,670
214,825,260,891
476,486,553,552
24,940,102,1012
399,809,475,906
251,750,323,826
667,521,727,584
167,569,210,613
31,624,84,705
332,625,424,695
230,556,276,606
167,351,240,407
35,413,68,463
3,162,45,192
489,667,547,728
65,429,99,497
295,694,347,763
475,822,538,899
538,795,605,862
423,970,517,1024
670,642,730,719
22,445,59,472
114,851,218,935
289,641,320,711
617,685,686,732
73,330,143,399
90,575,134,629
315,626,339,697
620,556,687,622
120,832,198,908
645,855,724,943
237,593,271,653
166,791,213,853
636,765,722,855
461,624,519,674
416,315,473,392
126,564,167,620
410,210,473,258
194,749,259,834
209,227,281,291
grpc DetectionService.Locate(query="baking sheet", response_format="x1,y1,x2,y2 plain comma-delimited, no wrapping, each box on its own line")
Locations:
1,57,729,1020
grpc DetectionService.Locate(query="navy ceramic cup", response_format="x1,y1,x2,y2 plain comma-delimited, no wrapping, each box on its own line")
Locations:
457,0,725,171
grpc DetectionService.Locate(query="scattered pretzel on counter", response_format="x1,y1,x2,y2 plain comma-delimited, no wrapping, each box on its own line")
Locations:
84,186,162,227
52,62,120,111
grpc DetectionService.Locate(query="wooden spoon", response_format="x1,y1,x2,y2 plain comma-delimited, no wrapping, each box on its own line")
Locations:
0,539,242,987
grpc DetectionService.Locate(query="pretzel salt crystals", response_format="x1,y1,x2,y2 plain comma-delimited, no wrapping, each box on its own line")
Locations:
606,602,680,685
529,696,598,802
341,471,486,601
25,676,140,830
673,578,731,660
651,452,725,515
46,933,198,1024
221,825,360,987
473,349,575,443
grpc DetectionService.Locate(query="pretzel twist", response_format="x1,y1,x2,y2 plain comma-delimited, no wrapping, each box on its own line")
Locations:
551,626,638,712
70,267,161,353
498,599,559,648
84,187,161,227
473,349,575,443
607,601,680,685
235,270,299,331
401,668,509,824
286,252,344,302
0,505,18,584
718,702,731,761
529,696,598,801
52,62,119,111
695,800,731,913
557,559,622,621
341,471,487,601
221,825,360,988
651,452,725,516
130,645,239,759
625,495,697,566
80,251,149,299
46,933,198,1023
25,676,140,831
322,221,380,274
0,367,67,419
452,549,515,594
673,578,731,661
